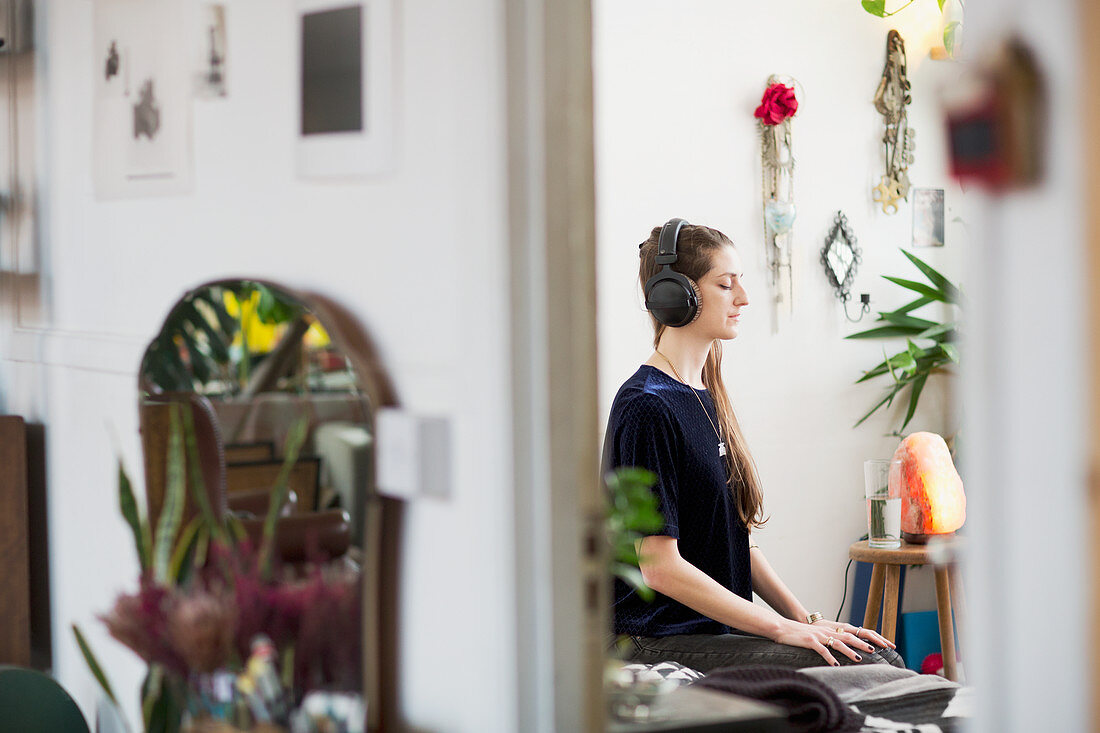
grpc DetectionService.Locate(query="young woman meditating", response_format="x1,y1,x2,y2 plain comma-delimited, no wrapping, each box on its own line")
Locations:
606,218,902,672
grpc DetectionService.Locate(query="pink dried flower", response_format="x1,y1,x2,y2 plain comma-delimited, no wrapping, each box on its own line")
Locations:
167,590,236,673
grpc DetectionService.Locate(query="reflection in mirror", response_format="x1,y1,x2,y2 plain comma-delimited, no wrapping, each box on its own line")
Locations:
138,280,373,555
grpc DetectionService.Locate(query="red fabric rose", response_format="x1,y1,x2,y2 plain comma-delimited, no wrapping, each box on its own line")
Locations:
754,83,798,125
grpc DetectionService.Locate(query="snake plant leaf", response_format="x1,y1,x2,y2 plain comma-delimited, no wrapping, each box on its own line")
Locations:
179,402,223,542
118,462,151,573
900,249,962,303
224,512,248,546
153,405,186,585
259,415,310,577
881,276,951,303
901,372,929,431
142,665,182,733
168,516,203,584
72,624,118,706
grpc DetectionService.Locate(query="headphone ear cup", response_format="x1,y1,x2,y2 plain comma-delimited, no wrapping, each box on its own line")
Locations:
687,278,702,324
644,272,700,327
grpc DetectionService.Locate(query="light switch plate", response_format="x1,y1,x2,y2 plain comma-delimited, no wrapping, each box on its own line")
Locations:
376,408,452,500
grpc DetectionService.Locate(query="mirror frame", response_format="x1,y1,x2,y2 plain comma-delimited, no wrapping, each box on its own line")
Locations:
137,278,401,733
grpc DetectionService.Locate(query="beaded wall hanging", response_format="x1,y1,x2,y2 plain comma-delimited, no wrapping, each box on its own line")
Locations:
872,30,916,215
756,76,800,330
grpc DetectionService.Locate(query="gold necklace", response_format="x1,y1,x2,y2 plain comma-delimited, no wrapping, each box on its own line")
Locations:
655,350,727,458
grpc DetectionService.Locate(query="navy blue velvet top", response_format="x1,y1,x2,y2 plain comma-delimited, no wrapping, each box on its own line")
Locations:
607,365,752,637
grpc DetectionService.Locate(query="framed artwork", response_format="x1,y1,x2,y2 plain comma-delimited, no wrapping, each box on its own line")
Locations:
912,188,945,247
295,0,396,178
193,3,228,98
93,0,193,199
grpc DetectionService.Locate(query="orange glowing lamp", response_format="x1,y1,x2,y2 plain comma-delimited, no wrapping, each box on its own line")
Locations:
888,432,966,543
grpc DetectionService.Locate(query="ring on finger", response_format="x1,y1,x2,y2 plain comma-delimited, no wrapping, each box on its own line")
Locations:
825,636,834,649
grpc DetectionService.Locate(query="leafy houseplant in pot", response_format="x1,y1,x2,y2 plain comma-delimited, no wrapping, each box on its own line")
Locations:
604,467,678,721
73,408,364,733
848,249,962,439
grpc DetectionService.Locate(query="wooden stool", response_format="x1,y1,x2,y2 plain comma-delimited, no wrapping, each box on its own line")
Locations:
848,538,966,682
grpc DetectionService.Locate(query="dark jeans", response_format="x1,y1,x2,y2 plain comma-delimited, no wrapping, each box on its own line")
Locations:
613,632,906,674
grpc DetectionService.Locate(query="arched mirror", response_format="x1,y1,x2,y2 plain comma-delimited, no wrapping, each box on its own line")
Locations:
136,278,399,732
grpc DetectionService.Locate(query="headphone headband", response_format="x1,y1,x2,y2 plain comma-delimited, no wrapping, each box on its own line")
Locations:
656,218,687,266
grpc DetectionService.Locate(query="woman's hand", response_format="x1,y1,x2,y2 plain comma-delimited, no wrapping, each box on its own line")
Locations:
772,619,889,667
812,618,895,653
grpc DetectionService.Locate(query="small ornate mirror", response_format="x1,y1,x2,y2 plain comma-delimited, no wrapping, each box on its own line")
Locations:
821,211,863,318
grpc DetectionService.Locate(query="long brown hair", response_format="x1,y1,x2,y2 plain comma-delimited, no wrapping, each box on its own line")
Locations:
639,224,767,530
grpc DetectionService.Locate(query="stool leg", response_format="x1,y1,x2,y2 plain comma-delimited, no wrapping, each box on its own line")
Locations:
863,564,886,632
934,567,958,682
948,564,967,644
882,565,901,643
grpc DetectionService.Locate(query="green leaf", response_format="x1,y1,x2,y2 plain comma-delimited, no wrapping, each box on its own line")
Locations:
118,462,151,573
937,0,946,10
854,384,903,427
914,322,957,342
894,295,936,315
900,249,962,303
861,0,887,16
881,276,950,303
259,415,310,578
940,342,961,363
168,515,204,584
845,324,928,340
613,563,654,602
72,624,118,705
153,404,186,585
179,402,223,542
944,20,961,56
877,311,939,331
900,373,929,431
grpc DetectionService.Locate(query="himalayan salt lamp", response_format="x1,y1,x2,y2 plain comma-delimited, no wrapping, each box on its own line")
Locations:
889,432,966,543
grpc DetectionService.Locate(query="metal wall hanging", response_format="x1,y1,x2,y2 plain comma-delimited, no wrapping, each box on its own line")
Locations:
872,30,915,215
756,76,800,330
820,211,870,322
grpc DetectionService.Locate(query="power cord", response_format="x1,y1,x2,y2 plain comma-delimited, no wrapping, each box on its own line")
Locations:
835,533,868,622
835,559,854,622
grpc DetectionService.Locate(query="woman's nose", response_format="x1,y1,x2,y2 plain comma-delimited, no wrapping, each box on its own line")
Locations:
735,286,749,306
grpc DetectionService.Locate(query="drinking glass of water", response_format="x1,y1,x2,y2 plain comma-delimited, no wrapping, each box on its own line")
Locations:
864,459,902,549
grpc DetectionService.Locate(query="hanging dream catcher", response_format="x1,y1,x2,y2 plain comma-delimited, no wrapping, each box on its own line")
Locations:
872,30,916,215
756,76,800,329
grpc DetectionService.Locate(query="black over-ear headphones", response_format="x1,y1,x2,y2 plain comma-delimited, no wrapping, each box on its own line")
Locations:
643,218,702,327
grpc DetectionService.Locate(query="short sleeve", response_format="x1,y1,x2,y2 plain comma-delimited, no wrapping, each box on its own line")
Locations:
613,394,680,538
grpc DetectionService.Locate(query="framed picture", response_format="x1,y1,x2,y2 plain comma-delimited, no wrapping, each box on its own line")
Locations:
193,3,228,99
92,0,193,199
295,0,396,179
912,188,945,248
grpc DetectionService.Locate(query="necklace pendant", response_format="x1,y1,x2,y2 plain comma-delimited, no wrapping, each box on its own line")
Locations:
719,442,727,457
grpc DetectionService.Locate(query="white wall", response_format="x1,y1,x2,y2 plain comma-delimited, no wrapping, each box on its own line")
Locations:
595,1,974,626
0,1,515,731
